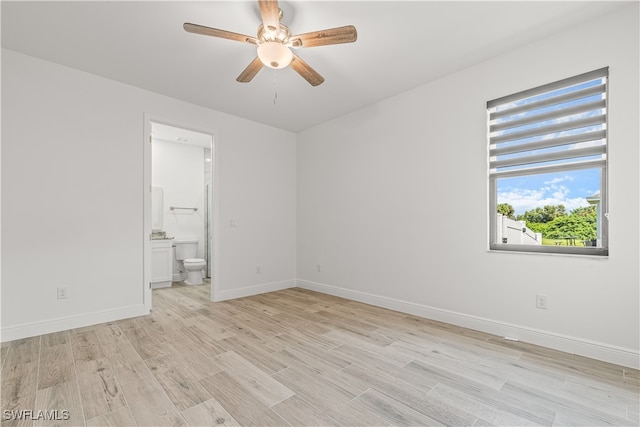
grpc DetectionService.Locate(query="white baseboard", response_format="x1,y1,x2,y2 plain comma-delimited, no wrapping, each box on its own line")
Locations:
297,279,640,369
215,279,296,302
0,304,149,343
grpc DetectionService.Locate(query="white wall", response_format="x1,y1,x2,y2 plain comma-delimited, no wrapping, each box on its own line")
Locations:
1,49,297,340
152,138,207,266
297,5,639,367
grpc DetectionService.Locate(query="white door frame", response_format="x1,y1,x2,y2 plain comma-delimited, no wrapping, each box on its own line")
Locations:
143,113,220,311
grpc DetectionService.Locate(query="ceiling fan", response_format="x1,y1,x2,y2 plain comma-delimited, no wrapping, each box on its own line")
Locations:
183,0,357,86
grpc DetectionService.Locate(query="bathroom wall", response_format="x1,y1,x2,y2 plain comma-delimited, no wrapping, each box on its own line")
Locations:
152,138,207,276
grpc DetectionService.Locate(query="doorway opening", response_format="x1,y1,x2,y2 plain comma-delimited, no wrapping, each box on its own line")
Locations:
143,116,218,310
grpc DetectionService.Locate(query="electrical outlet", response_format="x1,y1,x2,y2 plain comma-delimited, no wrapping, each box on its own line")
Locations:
57,287,68,300
536,294,548,309
256,265,261,274
316,264,322,272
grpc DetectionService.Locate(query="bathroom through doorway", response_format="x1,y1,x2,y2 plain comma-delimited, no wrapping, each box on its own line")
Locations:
143,116,218,310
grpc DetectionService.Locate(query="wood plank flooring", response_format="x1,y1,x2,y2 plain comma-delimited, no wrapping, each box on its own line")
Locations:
1,282,638,426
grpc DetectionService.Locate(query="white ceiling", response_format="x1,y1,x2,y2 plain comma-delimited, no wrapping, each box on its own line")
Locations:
1,1,630,133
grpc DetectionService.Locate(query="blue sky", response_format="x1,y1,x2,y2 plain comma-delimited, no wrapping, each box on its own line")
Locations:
497,168,599,216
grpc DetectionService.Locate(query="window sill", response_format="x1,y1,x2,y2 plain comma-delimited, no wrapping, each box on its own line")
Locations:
489,244,608,258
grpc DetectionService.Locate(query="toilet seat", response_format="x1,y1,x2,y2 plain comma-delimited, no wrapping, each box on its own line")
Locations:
183,258,206,285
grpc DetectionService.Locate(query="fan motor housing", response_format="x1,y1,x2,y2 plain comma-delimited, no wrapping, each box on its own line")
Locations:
257,23,291,44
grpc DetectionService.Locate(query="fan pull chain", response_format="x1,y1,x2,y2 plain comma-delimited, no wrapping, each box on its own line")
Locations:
273,70,278,105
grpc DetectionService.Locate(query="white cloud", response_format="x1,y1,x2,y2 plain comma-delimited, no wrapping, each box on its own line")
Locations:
570,139,605,150
498,183,589,215
544,175,574,185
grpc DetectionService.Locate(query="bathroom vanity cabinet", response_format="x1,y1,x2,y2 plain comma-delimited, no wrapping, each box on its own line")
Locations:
151,239,173,288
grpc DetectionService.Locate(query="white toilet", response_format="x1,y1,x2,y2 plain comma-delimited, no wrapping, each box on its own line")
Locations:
174,239,206,285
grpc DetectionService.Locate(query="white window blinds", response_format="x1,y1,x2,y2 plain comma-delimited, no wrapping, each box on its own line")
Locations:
488,67,608,179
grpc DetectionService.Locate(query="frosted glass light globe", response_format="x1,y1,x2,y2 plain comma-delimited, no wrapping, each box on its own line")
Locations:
257,42,293,69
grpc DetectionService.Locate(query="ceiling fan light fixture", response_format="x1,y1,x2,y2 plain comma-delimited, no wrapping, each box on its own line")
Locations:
257,41,292,69
184,0,357,85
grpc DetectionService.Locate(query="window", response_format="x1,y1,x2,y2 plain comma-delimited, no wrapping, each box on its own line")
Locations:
488,68,608,256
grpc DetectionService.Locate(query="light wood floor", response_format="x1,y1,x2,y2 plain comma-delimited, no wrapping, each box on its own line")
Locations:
2,283,638,426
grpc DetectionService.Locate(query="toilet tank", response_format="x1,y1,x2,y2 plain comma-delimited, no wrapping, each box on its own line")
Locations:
174,239,198,260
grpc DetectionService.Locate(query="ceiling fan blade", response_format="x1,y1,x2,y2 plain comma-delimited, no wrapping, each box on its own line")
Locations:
236,57,264,83
258,0,280,33
290,54,324,87
183,23,258,45
289,25,357,48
